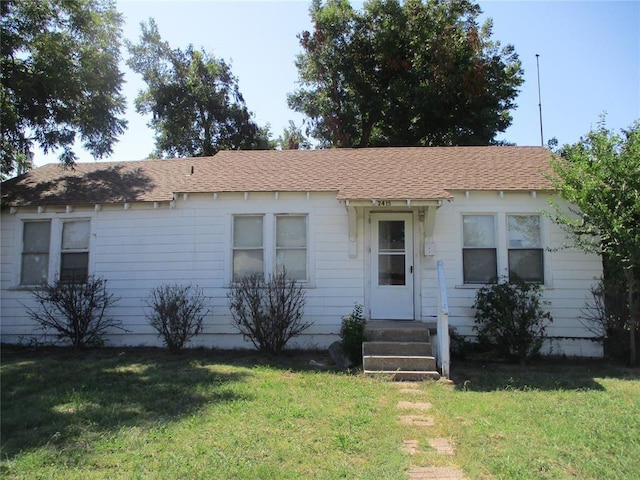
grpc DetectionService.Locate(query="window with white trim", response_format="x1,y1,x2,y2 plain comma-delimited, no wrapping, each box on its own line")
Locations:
276,215,307,281
462,215,497,284
507,214,544,283
60,220,91,283
232,215,264,281
21,220,52,285
232,214,308,282
20,219,91,285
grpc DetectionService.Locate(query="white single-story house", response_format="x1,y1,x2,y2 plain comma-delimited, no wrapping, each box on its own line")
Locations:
0,147,603,357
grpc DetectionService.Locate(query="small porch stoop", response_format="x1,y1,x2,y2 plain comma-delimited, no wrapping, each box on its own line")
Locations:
363,321,440,381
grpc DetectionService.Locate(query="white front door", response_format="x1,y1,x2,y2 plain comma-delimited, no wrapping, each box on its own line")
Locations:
370,213,414,320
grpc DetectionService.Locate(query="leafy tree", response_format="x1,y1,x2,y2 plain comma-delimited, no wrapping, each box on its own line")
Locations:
1,0,127,176
288,0,523,148
127,19,272,158
277,120,312,150
549,118,640,365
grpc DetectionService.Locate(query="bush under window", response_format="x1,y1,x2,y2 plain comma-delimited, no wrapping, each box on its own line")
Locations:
146,284,208,353
27,276,121,349
227,271,309,355
472,276,552,364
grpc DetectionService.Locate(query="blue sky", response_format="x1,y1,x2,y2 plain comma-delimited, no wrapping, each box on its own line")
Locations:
36,0,640,166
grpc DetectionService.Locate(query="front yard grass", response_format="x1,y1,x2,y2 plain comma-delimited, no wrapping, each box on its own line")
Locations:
2,347,639,479
434,362,640,479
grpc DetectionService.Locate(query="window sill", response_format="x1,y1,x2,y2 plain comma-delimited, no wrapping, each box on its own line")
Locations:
8,285,43,292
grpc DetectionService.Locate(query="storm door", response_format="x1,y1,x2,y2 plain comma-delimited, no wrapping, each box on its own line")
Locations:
370,213,414,319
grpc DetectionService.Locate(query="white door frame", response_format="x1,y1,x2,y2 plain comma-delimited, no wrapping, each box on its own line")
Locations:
368,212,416,320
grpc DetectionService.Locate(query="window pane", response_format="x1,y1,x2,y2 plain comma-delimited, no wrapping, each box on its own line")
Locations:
276,249,307,280
463,248,497,283
234,216,263,248
508,215,541,248
379,221,405,250
463,216,495,247
21,254,49,285
62,221,90,250
276,216,306,248
22,221,51,284
23,221,51,253
233,249,264,281
509,249,544,283
60,253,89,283
378,254,405,285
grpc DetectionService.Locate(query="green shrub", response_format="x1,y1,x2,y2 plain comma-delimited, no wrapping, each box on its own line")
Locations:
27,276,121,350
449,327,473,361
472,277,552,364
227,272,309,355
146,284,208,353
340,304,366,365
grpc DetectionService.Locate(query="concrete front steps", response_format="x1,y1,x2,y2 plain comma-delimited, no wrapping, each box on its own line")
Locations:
363,321,440,381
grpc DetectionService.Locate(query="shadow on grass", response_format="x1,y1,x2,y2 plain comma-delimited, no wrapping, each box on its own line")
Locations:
450,359,640,392
207,347,339,373
0,347,253,459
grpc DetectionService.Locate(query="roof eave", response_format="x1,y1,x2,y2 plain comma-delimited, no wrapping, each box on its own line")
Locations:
342,198,446,207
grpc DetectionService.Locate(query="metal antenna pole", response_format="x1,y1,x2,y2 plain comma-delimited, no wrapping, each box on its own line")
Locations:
536,54,544,147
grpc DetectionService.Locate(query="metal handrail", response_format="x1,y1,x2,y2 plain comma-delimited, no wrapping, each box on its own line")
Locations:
436,260,450,379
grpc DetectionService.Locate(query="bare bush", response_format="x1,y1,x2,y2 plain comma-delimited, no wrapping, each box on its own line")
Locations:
227,272,309,355
27,276,121,349
146,284,208,353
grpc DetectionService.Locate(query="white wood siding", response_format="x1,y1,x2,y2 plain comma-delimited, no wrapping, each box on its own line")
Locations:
1,192,365,348
0,190,603,355
420,191,603,356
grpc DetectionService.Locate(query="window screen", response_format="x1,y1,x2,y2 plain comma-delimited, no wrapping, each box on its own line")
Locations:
508,215,544,283
233,216,264,281
60,221,90,283
462,215,497,283
21,221,51,285
276,215,307,281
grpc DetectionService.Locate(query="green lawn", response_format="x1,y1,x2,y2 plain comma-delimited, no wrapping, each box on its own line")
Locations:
2,347,639,479
432,362,640,479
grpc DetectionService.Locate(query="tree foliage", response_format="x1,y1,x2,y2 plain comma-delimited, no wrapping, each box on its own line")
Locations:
126,19,272,158
277,120,312,150
288,0,523,148
550,118,640,365
1,0,127,176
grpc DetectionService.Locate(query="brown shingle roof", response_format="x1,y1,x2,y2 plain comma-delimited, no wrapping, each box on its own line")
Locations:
1,146,554,207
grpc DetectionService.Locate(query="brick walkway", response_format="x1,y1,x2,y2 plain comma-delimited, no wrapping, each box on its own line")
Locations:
398,414,435,427
407,467,466,479
394,382,467,480
397,401,433,411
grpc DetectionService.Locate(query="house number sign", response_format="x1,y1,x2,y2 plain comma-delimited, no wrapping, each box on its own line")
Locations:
375,200,392,207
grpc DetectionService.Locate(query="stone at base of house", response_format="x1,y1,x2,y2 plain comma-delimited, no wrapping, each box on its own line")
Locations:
328,340,351,369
